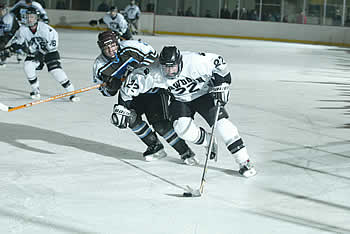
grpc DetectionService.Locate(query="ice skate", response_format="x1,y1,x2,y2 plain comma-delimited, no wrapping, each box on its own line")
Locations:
143,143,167,162
69,95,80,102
181,148,198,166
238,160,256,178
30,90,40,100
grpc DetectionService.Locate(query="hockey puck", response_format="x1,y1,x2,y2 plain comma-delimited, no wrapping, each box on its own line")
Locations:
183,192,193,197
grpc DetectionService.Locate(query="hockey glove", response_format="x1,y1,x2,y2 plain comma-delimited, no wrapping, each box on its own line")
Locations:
210,83,230,105
111,104,131,129
35,53,45,70
0,48,11,59
89,20,98,26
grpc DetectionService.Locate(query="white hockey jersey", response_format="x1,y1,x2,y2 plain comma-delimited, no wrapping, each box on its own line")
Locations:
103,13,128,34
93,39,157,96
0,13,16,36
10,0,48,25
120,51,231,102
12,21,58,54
124,4,141,20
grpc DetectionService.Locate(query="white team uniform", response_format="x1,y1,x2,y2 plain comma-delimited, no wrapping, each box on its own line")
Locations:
103,13,128,34
13,21,57,54
119,50,256,176
124,4,141,20
10,1,48,25
12,22,76,100
93,39,157,96
120,51,230,102
0,13,16,37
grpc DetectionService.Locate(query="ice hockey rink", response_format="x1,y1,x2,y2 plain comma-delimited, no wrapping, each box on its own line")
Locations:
0,29,349,234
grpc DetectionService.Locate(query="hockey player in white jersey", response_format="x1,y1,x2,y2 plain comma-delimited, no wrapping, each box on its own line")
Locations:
0,3,19,66
7,7,79,101
10,0,48,25
93,31,197,164
116,46,257,177
124,0,141,35
90,6,132,40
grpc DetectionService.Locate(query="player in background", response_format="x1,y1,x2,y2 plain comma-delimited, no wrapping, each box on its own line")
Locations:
4,7,79,102
93,31,197,164
0,3,19,67
124,0,141,35
115,46,257,177
89,6,132,40
10,0,49,25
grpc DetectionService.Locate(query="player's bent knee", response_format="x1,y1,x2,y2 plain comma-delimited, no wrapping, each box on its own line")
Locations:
152,120,172,136
45,51,62,71
173,117,199,142
128,111,142,129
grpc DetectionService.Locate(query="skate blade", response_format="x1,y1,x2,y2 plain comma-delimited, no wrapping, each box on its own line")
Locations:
144,150,167,162
243,168,257,178
183,185,201,197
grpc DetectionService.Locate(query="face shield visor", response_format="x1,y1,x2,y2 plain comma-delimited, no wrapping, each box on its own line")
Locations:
161,63,179,79
26,13,38,27
102,41,118,59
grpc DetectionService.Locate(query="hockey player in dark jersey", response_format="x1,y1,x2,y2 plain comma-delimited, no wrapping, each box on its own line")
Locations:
93,31,197,164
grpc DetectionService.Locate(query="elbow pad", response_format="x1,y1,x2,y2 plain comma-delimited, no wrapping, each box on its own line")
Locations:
213,72,231,86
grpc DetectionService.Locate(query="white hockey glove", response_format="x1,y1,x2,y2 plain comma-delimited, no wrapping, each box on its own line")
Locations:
210,83,230,105
111,105,131,129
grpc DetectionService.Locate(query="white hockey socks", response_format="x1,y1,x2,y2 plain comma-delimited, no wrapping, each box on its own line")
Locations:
216,118,249,164
50,69,75,92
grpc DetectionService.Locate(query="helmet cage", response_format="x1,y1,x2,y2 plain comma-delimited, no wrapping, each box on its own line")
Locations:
26,8,39,27
97,31,119,58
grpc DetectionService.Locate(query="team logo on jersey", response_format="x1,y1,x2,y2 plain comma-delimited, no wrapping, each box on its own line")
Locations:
168,77,205,94
29,37,48,52
109,22,119,31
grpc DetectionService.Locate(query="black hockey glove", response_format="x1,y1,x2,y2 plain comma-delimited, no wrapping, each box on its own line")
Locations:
8,43,23,53
111,104,131,129
210,83,230,105
98,18,105,25
0,48,11,59
89,20,98,26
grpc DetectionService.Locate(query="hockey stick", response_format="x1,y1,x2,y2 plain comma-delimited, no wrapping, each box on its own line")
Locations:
0,83,105,112
183,102,222,197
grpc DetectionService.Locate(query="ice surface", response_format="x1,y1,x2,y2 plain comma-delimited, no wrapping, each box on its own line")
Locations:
0,29,349,234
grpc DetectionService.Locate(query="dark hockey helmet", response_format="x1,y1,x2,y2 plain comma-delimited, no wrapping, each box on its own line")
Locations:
26,6,39,27
159,46,183,78
109,6,118,17
97,30,119,48
110,6,117,12
25,0,33,4
97,31,119,58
